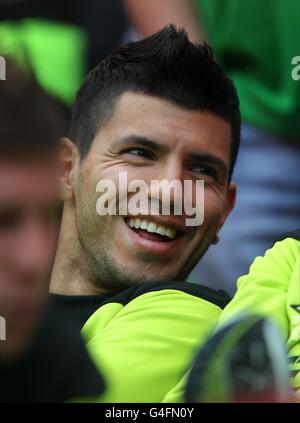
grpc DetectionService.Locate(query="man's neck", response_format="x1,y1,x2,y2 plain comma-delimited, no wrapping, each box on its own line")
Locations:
50,244,101,296
49,206,105,296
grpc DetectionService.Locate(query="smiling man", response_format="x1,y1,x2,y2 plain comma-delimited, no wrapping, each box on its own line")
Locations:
50,26,241,402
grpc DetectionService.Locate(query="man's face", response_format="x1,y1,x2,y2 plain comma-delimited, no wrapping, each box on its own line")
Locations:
0,159,59,358
71,93,236,292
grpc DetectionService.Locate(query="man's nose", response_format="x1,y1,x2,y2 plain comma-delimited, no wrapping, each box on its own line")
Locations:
162,158,184,183
148,159,185,210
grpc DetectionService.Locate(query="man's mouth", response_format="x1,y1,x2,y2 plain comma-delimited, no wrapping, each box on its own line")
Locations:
123,215,190,257
125,217,183,242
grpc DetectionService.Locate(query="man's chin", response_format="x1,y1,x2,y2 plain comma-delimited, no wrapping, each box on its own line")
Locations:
110,267,183,289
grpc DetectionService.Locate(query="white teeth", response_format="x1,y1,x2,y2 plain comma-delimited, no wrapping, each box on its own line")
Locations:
134,218,141,229
140,220,148,230
126,218,177,240
156,226,166,236
147,223,157,233
165,228,176,240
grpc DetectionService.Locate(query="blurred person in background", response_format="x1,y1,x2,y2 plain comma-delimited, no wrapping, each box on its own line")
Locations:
0,59,104,402
124,0,300,295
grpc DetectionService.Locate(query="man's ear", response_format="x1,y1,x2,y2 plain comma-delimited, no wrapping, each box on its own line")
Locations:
59,138,80,201
217,182,237,233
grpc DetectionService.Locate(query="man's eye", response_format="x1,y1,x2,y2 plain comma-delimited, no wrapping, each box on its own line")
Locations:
191,165,218,179
125,148,154,160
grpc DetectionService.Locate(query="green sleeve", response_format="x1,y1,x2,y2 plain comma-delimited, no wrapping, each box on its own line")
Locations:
219,237,299,338
81,288,224,402
219,237,300,396
163,238,300,402
161,372,188,403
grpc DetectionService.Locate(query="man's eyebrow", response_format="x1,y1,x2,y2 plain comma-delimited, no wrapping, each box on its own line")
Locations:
113,135,169,153
186,152,228,174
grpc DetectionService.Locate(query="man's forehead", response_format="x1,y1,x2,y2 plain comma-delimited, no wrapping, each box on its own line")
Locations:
107,91,221,122
93,92,232,155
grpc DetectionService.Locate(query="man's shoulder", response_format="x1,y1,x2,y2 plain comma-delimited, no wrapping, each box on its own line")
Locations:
101,281,231,310
83,281,229,403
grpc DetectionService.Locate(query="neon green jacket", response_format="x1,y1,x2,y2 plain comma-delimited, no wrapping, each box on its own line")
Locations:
80,282,230,402
163,230,300,401
218,230,300,397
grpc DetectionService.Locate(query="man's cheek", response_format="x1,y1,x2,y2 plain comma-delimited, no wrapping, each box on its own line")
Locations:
203,193,226,223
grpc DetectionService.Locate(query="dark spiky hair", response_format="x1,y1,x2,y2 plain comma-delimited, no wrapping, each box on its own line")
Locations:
69,25,240,180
